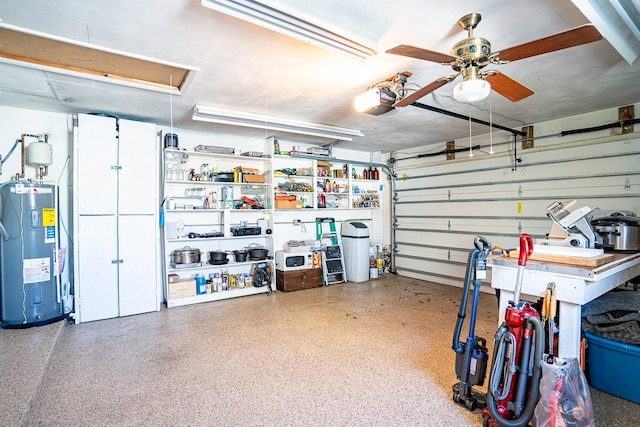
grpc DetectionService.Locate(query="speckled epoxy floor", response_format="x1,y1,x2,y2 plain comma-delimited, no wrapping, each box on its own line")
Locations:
1,275,638,426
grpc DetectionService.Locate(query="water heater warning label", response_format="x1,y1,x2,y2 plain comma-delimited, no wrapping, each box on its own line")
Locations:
23,257,51,284
42,208,56,226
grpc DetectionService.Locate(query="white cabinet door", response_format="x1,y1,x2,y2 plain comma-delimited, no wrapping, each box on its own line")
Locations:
74,115,159,322
76,114,118,215
118,120,158,215
118,215,158,316
76,215,118,322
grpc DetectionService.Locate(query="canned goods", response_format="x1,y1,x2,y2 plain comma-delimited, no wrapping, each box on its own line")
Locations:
211,273,220,292
221,272,228,291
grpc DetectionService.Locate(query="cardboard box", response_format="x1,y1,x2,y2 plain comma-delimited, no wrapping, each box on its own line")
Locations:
168,279,196,300
275,199,303,209
236,166,266,183
243,174,266,183
237,166,259,174
317,160,330,176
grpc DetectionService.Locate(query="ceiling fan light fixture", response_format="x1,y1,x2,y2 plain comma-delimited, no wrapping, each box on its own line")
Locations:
453,78,491,103
354,86,396,115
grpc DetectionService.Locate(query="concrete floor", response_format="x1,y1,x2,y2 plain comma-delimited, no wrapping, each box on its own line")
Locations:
1,275,638,426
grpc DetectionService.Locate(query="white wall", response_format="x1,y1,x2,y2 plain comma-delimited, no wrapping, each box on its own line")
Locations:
0,106,390,303
389,103,640,288
0,106,388,324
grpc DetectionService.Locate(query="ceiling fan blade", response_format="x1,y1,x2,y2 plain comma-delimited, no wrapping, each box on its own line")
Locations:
485,72,534,102
386,44,457,64
394,78,450,107
495,24,603,62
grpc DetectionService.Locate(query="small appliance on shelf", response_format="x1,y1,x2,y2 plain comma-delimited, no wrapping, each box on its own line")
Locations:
231,225,262,236
194,145,236,155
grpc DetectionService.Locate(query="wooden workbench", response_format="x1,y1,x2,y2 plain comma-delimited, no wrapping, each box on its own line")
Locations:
488,252,640,359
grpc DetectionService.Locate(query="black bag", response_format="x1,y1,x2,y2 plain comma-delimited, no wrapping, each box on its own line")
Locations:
252,262,272,288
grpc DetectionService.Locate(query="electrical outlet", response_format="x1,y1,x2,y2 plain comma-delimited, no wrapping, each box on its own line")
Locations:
293,219,301,225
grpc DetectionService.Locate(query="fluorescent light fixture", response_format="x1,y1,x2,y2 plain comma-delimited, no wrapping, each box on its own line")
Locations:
193,105,364,140
354,87,396,115
453,79,491,103
0,23,198,95
201,0,377,60
572,0,640,64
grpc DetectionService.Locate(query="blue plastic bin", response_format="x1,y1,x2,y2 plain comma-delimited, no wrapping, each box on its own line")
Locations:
586,332,640,404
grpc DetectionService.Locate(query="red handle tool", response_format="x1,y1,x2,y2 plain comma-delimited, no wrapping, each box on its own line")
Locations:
518,233,534,266
513,233,534,305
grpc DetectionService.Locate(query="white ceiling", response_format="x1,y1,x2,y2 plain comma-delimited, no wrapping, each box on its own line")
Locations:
0,0,638,152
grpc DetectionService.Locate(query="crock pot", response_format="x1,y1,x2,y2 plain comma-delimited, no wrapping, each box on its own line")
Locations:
591,216,640,252
233,249,249,262
246,243,268,260
171,247,201,264
208,250,229,262
164,133,179,148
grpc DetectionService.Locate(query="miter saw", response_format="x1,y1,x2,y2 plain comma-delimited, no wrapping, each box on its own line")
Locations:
538,200,603,249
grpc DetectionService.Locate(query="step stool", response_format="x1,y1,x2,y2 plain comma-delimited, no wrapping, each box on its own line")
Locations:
315,217,346,285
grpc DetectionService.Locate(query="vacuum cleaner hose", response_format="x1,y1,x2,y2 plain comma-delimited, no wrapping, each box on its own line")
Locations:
489,328,517,402
486,316,544,427
452,249,480,354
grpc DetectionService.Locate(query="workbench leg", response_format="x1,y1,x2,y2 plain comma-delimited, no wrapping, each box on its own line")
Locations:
557,301,581,360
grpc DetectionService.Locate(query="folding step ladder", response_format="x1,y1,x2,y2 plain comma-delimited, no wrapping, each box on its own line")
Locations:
315,217,346,285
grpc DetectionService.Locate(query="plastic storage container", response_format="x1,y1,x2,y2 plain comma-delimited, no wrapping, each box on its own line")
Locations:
341,222,369,283
585,332,640,404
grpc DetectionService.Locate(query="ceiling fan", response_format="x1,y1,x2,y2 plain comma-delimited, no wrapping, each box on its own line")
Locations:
387,13,603,106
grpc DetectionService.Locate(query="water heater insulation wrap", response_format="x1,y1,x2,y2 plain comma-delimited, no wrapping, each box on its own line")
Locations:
28,141,53,166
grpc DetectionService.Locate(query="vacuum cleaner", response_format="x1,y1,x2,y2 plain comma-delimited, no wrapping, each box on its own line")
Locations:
452,236,492,411
483,233,545,427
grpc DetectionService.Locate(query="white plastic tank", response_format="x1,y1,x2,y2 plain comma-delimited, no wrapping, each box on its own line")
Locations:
341,221,369,282
28,140,53,166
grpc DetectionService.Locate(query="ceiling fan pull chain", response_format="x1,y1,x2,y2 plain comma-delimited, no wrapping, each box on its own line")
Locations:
489,94,494,155
468,113,474,158
169,74,174,136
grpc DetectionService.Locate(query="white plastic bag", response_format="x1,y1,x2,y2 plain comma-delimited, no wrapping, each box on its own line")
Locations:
533,357,594,427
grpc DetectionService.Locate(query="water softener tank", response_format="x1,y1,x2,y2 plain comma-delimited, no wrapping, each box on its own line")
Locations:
341,221,370,283
0,181,63,328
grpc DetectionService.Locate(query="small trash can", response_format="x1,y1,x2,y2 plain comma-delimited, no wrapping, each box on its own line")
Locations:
341,222,369,282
